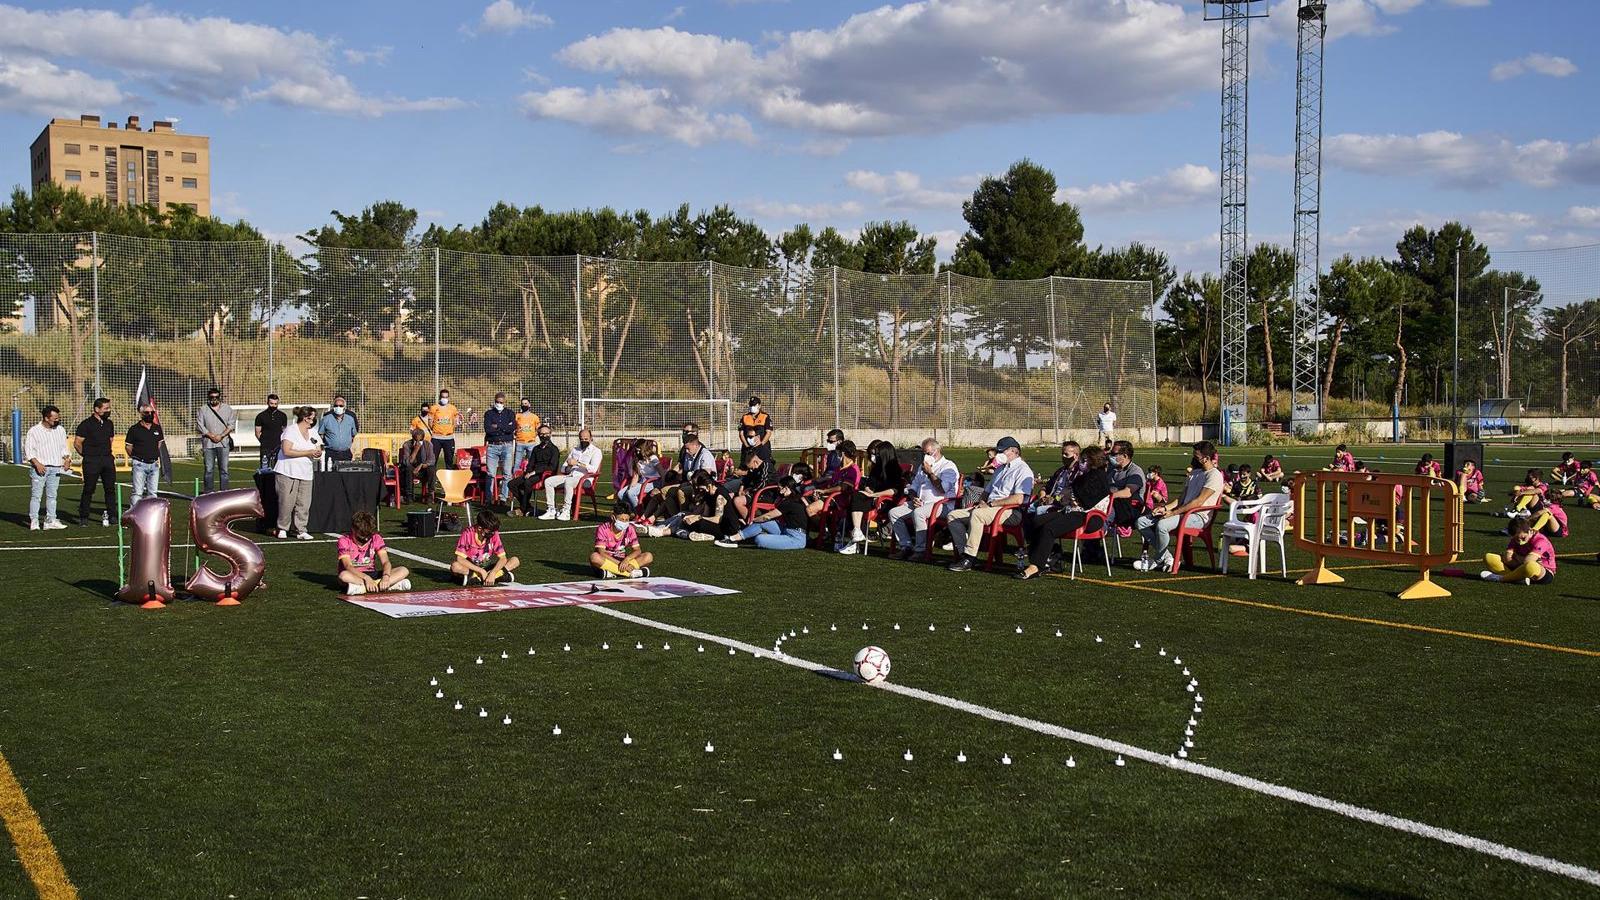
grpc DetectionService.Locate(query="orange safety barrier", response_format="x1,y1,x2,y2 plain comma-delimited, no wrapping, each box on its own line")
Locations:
1291,471,1464,600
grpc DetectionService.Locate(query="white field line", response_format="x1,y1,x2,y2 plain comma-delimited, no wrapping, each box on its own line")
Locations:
0,524,597,552
383,542,1600,889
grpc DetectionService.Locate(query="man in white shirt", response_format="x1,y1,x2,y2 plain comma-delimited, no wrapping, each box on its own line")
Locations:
1097,402,1117,444
1134,440,1225,571
890,438,960,560
541,428,603,521
25,405,72,530
946,437,1036,572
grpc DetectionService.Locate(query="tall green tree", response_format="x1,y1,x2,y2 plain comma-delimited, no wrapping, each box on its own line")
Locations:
1159,274,1221,419
301,201,427,354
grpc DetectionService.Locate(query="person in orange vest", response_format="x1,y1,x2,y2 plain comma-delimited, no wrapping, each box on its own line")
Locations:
740,395,773,448
513,398,541,477
429,388,462,469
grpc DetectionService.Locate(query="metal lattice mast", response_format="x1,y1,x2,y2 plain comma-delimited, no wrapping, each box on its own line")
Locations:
1207,1,1265,439
1290,1,1327,432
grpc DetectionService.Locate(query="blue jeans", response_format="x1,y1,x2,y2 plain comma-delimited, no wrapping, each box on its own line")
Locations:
737,520,807,550
620,482,646,509
28,465,61,523
486,442,515,501
131,460,160,503
203,446,229,492
513,442,537,474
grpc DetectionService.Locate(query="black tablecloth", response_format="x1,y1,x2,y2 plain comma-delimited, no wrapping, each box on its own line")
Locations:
254,469,382,534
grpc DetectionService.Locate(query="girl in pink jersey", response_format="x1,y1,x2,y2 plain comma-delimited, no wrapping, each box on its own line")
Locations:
1414,453,1443,479
591,507,652,578
1507,468,1548,516
1457,459,1486,503
1482,518,1556,585
452,510,520,585
336,511,411,596
1561,461,1600,509
1144,465,1169,508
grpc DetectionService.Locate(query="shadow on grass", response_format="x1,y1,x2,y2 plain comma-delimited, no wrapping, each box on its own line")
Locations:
1328,883,1425,900
68,577,119,600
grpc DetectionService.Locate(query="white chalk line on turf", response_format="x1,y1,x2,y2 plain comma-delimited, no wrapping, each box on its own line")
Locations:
0,523,598,552
380,541,1600,889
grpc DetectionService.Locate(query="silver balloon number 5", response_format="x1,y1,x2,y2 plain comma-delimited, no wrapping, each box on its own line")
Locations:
116,488,268,608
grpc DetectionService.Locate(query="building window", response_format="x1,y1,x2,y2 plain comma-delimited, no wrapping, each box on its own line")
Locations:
182,203,197,211
181,152,197,163
90,171,99,178
164,150,173,157
182,177,198,189
64,170,82,182
165,176,174,183
64,143,81,155
90,145,98,151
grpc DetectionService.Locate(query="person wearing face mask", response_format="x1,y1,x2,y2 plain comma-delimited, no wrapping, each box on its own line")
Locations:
1097,402,1117,444
541,427,602,521
1017,445,1112,580
619,439,663,513
592,506,653,578
512,399,541,477
1134,440,1225,572
946,437,1035,573
820,428,846,478
317,394,359,463
508,426,561,516
1018,441,1082,565
1107,440,1147,537
482,391,518,506
73,397,117,526
125,401,167,503
396,428,436,505
196,387,237,493
889,438,960,560
25,405,72,530
253,393,287,472
739,395,773,449
429,390,462,469
679,421,698,447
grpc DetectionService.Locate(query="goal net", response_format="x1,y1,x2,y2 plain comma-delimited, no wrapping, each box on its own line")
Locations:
580,398,735,452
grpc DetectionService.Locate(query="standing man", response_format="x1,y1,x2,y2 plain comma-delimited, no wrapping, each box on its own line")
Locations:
429,388,461,469
317,394,359,463
25,405,70,530
73,397,117,526
410,402,432,437
513,398,541,478
945,437,1036,572
889,438,960,560
126,401,166,503
540,427,601,521
254,393,287,471
1097,402,1117,446
396,428,436,504
483,391,517,506
741,395,773,448
196,387,237,493
1134,440,1224,572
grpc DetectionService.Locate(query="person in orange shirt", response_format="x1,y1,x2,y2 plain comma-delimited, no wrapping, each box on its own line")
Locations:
429,388,462,469
513,398,541,475
410,402,431,437
740,394,773,448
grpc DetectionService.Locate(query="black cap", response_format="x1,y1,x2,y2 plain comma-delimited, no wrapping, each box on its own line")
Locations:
994,436,1021,453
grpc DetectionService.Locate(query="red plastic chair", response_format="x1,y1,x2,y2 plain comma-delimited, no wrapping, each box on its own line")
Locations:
980,502,1026,571
747,483,783,523
378,449,402,508
1069,498,1114,580
567,471,601,521
912,468,962,561
1170,502,1224,573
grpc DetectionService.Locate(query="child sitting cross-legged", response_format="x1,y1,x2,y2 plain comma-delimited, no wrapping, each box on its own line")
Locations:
337,511,411,596
592,506,653,578
1481,517,1556,586
452,510,520,586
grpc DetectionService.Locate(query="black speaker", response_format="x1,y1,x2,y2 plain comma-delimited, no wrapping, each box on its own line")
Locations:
1443,441,1483,478
406,510,438,538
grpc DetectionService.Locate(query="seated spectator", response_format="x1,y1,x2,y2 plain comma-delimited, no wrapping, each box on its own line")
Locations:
1327,444,1356,472
729,427,775,521
337,511,411,596
1134,441,1224,572
838,441,907,553
1016,446,1112,580
618,440,662,511
1554,451,1581,484
1222,463,1263,557
1259,454,1284,483
592,506,652,578
1107,441,1148,535
1507,468,1548,516
1415,453,1443,479
1144,465,1169,508
539,428,601,521
946,437,1036,573
661,473,738,542
510,425,561,516
715,476,809,550
396,428,436,504
820,429,847,479
452,510,519,585
1481,517,1555,585
1020,442,1080,562
1457,459,1486,503
962,447,1001,506
809,442,860,520
889,439,960,560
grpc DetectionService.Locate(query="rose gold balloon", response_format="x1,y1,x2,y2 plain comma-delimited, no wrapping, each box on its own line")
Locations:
185,488,267,604
117,498,176,607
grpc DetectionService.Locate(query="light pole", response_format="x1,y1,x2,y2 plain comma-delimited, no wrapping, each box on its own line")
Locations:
1451,246,1460,441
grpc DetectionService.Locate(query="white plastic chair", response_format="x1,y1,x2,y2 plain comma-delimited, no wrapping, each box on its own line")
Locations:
1219,493,1294,579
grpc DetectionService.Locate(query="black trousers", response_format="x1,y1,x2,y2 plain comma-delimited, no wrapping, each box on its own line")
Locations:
509,469,554,514
78,456,117,521
398,463,431,502
432,438,456,469
1027,508,1088,569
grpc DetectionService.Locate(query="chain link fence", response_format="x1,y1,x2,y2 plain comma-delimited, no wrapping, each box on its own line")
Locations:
0,232,1155,451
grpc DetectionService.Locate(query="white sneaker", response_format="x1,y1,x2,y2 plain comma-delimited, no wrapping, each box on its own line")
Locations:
939,542,953,552
688,532,714,542
393,579,412,592
346,583,367,596
601,568,616,580
634,566,650,578
44,520,66,531
1479,570,1500,581
713,539,739,549
646,524,670,538
296,532,313,540
101,512,110,527
538,509,558,520
851,528,867,543
838,543,859,555
28,520,39,531
556,510,571,521
276,530,288,539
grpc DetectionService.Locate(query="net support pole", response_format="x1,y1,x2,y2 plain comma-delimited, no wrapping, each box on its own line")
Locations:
574,255,585,429
92,232,101,400
1149,280,1158,439
944,271,954,444
433,247,441,397
266,242,275,393
1048,277,1061,442
832,266,841,433
707,260,716,434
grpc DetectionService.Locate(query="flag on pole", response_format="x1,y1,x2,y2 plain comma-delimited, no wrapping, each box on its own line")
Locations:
133,367,173,479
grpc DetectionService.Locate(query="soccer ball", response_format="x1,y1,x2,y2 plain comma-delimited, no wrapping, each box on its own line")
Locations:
853,646,891,684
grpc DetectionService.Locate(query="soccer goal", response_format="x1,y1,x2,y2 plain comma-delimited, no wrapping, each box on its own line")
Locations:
580,398,735,451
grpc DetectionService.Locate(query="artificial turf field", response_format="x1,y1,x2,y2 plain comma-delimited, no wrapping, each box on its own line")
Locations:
0,442,1596,898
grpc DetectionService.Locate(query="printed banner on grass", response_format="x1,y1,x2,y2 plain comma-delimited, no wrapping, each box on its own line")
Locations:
342,576,738,619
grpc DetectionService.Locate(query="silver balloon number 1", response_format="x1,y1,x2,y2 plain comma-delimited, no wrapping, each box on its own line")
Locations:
116,488,268,609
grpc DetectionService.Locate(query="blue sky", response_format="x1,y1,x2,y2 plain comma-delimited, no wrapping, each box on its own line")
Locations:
0,0,1596,288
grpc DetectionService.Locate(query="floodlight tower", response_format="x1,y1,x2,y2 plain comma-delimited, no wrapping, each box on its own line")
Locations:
1205,0,1268,443
1290,1,1328,434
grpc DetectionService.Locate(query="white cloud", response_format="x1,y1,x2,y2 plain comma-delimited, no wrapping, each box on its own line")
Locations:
1326,130,1600,189
0,52,121,114
1490,53,1578,82
745,199,864,221
532,0,1217,145
665,6,687,22
214,191,249,218
519,84,756,146
472,0,552,35
1441,0,1489,6
343,46,392,66
1060,164,1216,214
0,5,461,116
844,169,973,210
1566,207,1600,227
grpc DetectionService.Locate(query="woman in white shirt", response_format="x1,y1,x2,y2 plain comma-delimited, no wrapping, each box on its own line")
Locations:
274,406,322,539
1096,403,1117,444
